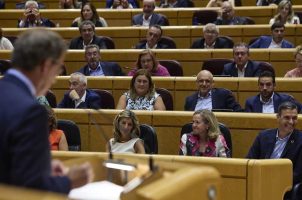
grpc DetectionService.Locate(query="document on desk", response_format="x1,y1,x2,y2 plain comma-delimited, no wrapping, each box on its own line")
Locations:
68,181,123,200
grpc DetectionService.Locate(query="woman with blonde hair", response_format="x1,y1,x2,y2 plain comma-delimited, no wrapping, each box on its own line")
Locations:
179,110,229,157
107,110,145,153
128,50,170,76
117,69,166,110
285,45,302,77
269,0,300,24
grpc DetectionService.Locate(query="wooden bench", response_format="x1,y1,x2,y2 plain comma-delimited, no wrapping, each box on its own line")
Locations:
53,109,302,158
53,151,293,200
0,49,298,77
1,6,302,27
2,25,302,49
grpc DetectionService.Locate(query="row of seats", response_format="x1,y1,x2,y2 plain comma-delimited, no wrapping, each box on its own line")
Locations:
1,6,302,27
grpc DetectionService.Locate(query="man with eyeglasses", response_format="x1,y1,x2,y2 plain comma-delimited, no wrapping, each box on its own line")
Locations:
77,44,124,76
69,20,107,49
214,1,247,25
245,70,301,113
285,45,302,77
191,23,233,49
250,22,294,49
184,70,242,111
223,42,261,77
247,101,302,199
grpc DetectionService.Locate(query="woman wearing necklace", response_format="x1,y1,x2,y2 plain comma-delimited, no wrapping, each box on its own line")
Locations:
179,110,229,157
107,110,145,154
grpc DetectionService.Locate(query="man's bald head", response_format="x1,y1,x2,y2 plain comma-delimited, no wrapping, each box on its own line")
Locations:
196,70,214,97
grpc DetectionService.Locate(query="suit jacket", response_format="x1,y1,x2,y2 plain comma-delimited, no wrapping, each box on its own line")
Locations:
214,16,247,25
223,60,261,77
184,88,242,111
78,62,124,76
106,0,138,8
247,128,302,185
57,89,102,109
132,13,167,26
17,18,54,28
159,0,190,7
191,37,233,49
249,36,294,48
69,35,107,49
135,42,170,49
245,92,301,113
0,73,70,193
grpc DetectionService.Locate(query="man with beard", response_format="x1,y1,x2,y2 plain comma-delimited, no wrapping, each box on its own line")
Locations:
18,1,54,28
184,70,242,111
77,44,124,76
69,20,107,49
132,0,167,26
247,101,302,199
245,71,301,113
223,43,261,77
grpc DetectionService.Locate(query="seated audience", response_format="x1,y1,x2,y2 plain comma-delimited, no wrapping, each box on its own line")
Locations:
69,20,107,49
128,50,170,76
185,70,242,111
223,43,261,77
214,1,247,25
135,25,173,49
132,0,167,26
245,71,301,113
269,0,300,25
179,110,229,157
107,110,145,153
256,0,283,6
285,45,302,77
46,106,68,151
59,0,80,8
18,0,54,28
106,0,139,8
159,0,191,8
116,69,166,110
206,0,234,7
246,101,302,198
109,0,133,8
191,23,233,49
0,28,13,50
71,2,108,27
78,44,124,76
250,22,294,48
57,72,102,109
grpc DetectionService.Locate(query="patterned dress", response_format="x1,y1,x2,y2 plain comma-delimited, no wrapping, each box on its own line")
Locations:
124,91,160,110
179,132,230,157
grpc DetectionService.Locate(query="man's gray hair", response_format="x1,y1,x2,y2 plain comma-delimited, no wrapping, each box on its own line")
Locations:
79,20,95,32
70,72,87,85
203,23,219,34
12,29,66,71
25,0,39,9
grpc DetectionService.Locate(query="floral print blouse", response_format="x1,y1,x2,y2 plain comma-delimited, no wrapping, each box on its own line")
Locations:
124,91,159,110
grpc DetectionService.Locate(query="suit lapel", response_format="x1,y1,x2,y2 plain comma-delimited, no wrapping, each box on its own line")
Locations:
265,130,277,158
281,130,297,158
273,94,279,112
231,64,238,77
254,95,263,112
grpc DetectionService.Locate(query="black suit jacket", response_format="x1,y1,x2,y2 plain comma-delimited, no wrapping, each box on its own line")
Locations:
78,62,124,76
57,89,102,109
184,88,242,111
135,42,170,49
223,60,261,77
247,128,302,185
159,0,190,7
69,35,107,49
132,13,167,26
0,73,70,193
191,37,233,49
214,16,247,25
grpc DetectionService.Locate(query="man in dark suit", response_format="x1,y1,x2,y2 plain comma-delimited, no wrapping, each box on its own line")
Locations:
191,23,233,49
17,1,54,28
250,22,294,49
247,101,302,198
223,43,261,77
214,1,247,25
58,72,102,109
78,44,124,76
132,0,167,26
135,25,172,49
69,20,107,50
159,0,191,7
245,71,301,113
0,29,93,193
184,70,242,111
